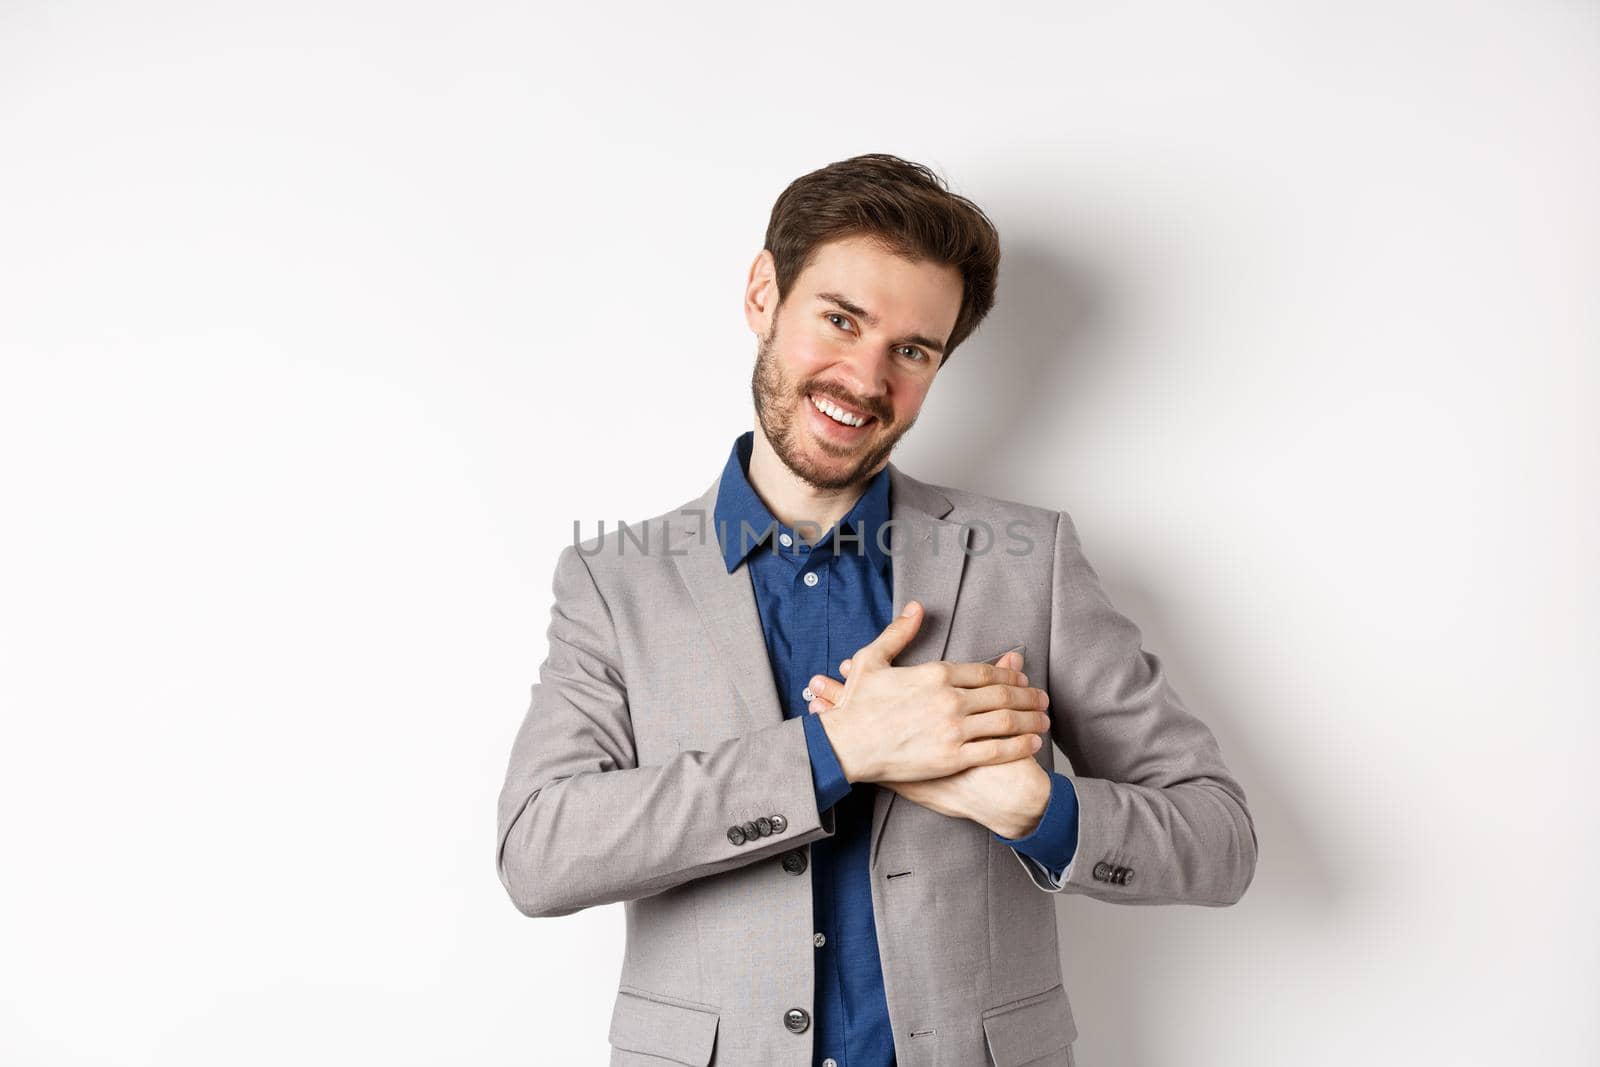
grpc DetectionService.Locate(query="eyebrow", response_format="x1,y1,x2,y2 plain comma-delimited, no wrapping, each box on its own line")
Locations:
816,291,948,357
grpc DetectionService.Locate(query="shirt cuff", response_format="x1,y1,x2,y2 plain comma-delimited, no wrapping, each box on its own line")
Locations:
993,772,1079,880
801,711,852,814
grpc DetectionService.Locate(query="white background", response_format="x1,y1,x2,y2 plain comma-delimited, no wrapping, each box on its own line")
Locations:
2,2,1595,1064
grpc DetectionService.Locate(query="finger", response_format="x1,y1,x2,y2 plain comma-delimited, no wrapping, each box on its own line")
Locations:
938,659,1030,690
958,707,1053,742
839,658,852,676
857,600,925,667
806,671,846,710
958,681,1050,715
959,732,1043,768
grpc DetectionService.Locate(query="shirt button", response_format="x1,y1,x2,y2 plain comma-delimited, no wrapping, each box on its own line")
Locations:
802,686,814,702
803,571,819,587
778,532,793,547
823,1059,839,1067
813,932,826,948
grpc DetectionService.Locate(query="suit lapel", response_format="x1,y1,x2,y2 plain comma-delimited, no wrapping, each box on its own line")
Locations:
667,460,970,868
669,474,786,740
873,461,967,866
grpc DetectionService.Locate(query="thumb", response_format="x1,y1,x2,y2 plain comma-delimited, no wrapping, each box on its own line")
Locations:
859,600,924,666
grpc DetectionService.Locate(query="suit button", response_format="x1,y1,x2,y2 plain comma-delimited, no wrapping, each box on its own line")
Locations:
727,826,746,846
1093,861,1113,882
781,849,808,875
755,816,773,836
742,820,759,840
769,813,787,833
1116,866,1134,885
784,1007,810,1033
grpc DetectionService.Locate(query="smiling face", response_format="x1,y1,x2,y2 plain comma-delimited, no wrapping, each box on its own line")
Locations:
746,233,965,492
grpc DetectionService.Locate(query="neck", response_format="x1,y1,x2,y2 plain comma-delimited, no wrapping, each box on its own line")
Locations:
746,423,884,546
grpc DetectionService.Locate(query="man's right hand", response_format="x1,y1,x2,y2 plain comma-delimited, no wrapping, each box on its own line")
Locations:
814,600,1051,785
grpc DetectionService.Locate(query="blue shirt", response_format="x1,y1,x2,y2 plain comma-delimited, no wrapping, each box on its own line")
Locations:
713,429,1079,1067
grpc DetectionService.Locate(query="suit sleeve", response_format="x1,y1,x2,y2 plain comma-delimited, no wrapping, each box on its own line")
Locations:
1011,510,1259,906
496,544,838,918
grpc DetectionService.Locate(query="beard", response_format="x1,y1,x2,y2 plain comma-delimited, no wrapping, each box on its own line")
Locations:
749,312,916,492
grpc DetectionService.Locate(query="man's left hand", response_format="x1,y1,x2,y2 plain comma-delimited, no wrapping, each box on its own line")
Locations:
806,650,1052,839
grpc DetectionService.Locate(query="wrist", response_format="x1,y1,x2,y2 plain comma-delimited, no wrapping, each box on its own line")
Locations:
996,770,1052,839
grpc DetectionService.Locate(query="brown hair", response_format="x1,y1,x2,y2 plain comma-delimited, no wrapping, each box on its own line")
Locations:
762,153,1001,365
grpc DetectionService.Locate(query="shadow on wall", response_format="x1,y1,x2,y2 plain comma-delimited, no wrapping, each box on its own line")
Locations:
913,234,1330,1066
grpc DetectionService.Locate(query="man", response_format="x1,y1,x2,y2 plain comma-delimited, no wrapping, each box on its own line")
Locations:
496,154,1258,1066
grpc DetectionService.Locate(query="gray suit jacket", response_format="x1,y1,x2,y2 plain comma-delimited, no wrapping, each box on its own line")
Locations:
496,460,1258,1066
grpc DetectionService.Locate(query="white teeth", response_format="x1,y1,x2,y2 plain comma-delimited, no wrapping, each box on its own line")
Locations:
810,394,867,427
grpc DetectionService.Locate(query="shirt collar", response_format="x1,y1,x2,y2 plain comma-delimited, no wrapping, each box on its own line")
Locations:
713,429,892,576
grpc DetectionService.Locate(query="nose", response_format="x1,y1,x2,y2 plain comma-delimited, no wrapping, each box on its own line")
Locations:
831,347,891,415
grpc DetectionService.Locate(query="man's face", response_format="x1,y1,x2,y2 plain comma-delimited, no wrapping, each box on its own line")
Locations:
748,233,964,491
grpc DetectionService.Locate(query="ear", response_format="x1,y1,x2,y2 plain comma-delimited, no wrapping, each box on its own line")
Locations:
743,249,780,336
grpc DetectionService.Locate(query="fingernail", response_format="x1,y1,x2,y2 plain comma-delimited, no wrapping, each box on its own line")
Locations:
901,602,917,617
1019,673,1029,686
1031,734,1042,750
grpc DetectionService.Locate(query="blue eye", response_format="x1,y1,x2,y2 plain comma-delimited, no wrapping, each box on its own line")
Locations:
826,313,854,332
897,346,927,362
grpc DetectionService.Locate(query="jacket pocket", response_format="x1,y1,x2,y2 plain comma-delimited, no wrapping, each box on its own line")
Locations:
608,986,721,1066
981,981,1077,1066
976,641,1026,666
